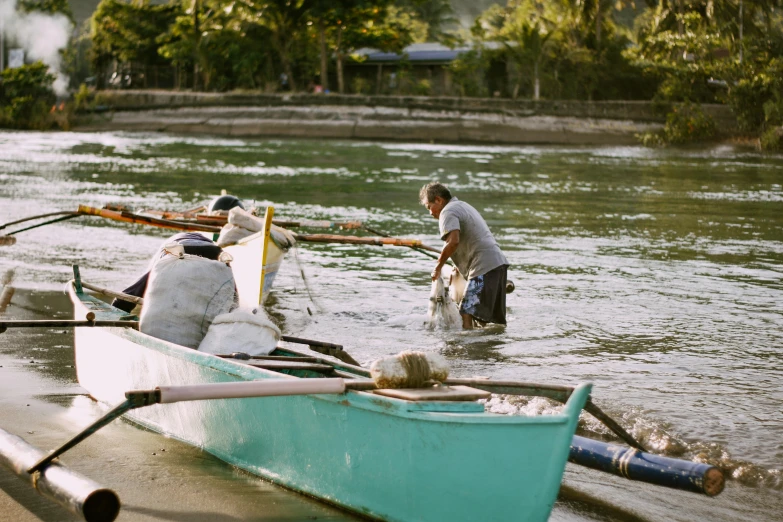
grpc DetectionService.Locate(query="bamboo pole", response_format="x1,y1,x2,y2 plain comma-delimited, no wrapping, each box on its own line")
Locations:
0,211,81,231
292,233,439,251
362,225,441,260
0,320,139,333
77,206,221,233
0,428,121,522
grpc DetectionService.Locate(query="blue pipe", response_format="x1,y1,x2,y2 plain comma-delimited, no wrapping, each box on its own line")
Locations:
569,436,725,496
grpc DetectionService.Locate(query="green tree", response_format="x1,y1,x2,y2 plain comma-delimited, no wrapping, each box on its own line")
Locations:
0,62,57,129
477,0,559,99
18,0,73,21
396,0,458,42
325,3,413,94
91,0,179,87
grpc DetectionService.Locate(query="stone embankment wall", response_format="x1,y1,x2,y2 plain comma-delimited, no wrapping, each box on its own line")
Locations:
74,90,739,145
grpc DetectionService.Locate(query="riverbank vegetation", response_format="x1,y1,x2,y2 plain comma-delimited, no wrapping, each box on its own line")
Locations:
1,0,781,149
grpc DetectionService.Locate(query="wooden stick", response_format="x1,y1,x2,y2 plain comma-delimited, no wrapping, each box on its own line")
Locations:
292,233,439,251
80,281,143,305
0,211,80,231
4,214,82,236
280,335,343,350
362,225,442,260
137,208,363,231
0,287,14,314
77,205,221,233
0,320,139,333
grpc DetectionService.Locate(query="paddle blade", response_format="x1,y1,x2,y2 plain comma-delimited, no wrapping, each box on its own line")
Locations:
0,236,16,246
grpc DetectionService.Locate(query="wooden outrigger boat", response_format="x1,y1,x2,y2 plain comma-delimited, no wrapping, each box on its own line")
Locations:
68,280,590,522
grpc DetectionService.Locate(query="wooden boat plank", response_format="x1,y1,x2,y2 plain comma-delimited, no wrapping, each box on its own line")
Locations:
221,358,335,372
374,385,491,402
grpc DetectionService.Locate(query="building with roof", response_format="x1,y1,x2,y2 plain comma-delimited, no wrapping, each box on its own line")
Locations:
344,42,504,97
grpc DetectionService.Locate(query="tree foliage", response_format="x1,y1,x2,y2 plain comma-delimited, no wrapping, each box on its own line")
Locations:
0,62,58,130
91,0,179,84
78,0,783,148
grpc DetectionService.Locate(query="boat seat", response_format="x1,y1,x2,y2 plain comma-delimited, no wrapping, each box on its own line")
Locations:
373,385,490,402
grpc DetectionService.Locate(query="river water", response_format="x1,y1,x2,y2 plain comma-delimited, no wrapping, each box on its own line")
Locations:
0,131,781,521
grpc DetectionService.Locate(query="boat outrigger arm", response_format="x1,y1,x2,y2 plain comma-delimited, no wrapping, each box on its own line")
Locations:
27,379,353,474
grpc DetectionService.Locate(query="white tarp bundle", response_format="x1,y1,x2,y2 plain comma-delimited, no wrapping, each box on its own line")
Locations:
427,275,462,330
140,248,237,348
198,307,281,356
216,207,296,250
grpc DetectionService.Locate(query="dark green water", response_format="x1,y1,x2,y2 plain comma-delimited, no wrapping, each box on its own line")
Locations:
0,131,781,521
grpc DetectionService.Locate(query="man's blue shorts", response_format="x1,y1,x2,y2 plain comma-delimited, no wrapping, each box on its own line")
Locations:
459,264,509,325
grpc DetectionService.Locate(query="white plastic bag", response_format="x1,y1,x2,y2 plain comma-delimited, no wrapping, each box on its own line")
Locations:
198,307,281,356
427,276,462,330
140,252,237,348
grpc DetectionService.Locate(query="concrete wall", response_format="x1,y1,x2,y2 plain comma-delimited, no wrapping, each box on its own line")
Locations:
74,90,739,145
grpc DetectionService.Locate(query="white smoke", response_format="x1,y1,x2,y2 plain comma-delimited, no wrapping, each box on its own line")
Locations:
0,0,73,96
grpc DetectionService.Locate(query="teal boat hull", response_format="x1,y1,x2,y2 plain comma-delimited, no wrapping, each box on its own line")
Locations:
70,285,590,521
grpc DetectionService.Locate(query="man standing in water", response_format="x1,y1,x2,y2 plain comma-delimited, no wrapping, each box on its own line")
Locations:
420,182,509,329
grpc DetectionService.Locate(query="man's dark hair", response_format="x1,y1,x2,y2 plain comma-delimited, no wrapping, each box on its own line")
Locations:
419,182,452,205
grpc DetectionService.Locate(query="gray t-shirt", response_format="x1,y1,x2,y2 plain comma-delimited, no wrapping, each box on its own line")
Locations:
439,197,508,280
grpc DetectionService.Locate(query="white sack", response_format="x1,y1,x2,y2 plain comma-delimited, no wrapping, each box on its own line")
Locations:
370,352,450,389
427,276,462,330
216,207,296,251
216,223,252,247
140,253,237,348
228,206,265,232
198,308,281,356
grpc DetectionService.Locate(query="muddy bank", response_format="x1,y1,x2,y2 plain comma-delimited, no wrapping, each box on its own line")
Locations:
74,91,738,145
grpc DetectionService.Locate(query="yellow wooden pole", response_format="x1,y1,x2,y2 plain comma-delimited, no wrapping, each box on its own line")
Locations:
258,206,274,305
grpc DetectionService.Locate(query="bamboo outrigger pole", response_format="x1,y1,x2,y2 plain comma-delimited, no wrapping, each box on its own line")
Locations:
291,233,439,251
0,428,121,522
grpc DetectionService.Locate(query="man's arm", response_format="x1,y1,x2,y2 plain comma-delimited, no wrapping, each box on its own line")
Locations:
432,230,459,281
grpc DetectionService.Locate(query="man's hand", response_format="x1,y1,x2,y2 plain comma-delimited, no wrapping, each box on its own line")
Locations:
433,230,459,282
